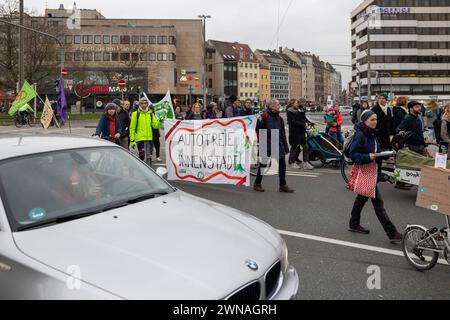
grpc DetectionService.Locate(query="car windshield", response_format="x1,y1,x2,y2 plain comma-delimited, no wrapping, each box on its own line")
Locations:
0,147,174,231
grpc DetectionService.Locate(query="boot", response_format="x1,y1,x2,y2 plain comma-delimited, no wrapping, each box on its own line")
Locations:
254,184,265,192
280,185,295,193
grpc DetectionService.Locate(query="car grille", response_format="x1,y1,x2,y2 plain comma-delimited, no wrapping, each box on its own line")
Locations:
227,281,261,301
226,261,282,300
265,261,281,298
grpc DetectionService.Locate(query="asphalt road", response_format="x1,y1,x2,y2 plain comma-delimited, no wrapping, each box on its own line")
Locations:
2,120,450,300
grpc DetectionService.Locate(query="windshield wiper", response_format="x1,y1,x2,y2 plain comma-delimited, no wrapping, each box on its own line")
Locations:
16,191,169,232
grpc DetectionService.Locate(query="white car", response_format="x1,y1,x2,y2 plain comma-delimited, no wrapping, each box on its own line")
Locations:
340,106,353,116
0,134,299,300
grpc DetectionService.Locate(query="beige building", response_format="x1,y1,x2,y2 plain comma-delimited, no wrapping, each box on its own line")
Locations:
43,4,204,104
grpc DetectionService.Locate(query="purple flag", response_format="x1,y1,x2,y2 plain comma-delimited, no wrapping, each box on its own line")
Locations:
57,78,68,125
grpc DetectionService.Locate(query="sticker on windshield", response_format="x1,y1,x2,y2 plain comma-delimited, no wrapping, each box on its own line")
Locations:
29,208,47,221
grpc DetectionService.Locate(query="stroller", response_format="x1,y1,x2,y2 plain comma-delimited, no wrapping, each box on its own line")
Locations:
306,124,344,168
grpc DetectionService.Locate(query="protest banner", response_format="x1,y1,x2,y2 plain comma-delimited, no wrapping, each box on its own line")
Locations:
40,97,54,130
164,116,257,186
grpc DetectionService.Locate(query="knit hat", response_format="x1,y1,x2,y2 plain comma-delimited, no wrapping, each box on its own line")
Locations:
379,93,389,100
140,97,150,104
360,110,375,123
105,103,117,112
407,100,421,110
327,107,335,113
112,98,122,106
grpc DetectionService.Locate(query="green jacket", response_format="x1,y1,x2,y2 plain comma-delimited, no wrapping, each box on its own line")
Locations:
129,109,161,142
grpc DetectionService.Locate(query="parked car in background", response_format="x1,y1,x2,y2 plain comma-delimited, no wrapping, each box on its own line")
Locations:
340,106,353,116
0,134,299,300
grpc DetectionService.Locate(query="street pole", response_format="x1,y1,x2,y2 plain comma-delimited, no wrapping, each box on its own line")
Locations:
198,14,211,108
367,16,372,106
19,0,24,88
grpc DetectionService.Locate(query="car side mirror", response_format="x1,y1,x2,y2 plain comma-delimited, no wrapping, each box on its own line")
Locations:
156,167,168,179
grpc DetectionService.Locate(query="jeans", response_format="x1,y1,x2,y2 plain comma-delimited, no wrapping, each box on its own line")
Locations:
329,132,344,146
350,187,398,238
255,156,287,187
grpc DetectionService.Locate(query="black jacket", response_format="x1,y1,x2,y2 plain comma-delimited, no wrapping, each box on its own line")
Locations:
372,104,394,150
287,107,310,140
118,108,131,137
257,111,290,159
396,113,425,147
392,106,407,131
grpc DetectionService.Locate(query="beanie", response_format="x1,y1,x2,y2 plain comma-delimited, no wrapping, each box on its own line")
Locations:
112,98,122,106
105,103,117,112
360,110,375,123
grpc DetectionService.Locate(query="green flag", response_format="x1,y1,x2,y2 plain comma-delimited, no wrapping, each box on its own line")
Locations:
8,81,37,116
144,90,175,121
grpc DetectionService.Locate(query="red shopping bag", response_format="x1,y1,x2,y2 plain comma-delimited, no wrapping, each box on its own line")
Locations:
347,162,377,199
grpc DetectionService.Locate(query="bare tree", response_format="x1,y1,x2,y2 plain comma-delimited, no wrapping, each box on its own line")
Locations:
0,0,61,91
119,42,148,99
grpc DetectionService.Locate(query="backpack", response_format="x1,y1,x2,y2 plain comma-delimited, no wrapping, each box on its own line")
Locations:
132,111,155,134
344,131,367,159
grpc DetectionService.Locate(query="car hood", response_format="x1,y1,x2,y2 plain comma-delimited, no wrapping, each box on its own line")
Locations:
13,191,282,300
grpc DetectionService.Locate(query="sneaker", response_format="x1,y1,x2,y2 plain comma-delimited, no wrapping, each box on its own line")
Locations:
253,184,265,193
280,185,295,193
349,225,371,235
302,162,314,170
389,232,403,244
289,163,301,170
156,157,162,163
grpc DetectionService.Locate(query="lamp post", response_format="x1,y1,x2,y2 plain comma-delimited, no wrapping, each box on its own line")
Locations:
19,0,24,89
198,14,211,108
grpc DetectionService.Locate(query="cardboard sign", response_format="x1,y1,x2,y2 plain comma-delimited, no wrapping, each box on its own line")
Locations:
416,166,450,216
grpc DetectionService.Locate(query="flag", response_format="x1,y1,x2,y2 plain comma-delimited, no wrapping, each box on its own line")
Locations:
148,90,175,121
40,97,54,130
8,81,37,116
57,78,68,125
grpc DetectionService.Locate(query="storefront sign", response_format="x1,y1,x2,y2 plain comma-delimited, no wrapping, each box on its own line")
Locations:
374,7,411,14
74,82,128,98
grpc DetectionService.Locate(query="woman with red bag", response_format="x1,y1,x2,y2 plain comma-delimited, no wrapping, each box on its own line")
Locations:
348,110,403,244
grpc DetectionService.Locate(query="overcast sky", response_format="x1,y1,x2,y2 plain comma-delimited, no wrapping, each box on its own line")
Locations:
30,0,364,87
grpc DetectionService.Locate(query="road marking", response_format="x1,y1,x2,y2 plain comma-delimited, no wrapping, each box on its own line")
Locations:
278,229,449,266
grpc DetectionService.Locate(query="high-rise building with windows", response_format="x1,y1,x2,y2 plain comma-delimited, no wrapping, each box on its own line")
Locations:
351,0,450,102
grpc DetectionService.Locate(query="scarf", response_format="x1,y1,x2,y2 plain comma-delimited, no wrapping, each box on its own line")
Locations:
380,104,389,116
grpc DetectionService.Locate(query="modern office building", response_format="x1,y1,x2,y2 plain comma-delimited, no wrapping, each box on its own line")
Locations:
351,0,450,101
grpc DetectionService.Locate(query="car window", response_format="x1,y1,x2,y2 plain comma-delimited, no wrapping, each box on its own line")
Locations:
0,147,173,231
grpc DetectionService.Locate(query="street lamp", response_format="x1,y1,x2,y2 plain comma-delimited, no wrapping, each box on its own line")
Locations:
198,14,211,107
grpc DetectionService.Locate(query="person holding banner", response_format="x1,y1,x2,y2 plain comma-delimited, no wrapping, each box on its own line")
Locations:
254,99,295,194
130,98,161,165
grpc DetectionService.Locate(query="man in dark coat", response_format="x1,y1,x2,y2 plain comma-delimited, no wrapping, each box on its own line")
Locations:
396,100,426,155
254,99,295,194
371,93,394,150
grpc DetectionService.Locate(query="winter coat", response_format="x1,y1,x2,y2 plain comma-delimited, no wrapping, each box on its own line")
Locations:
287,107,308,143
256,110,290,159
95,114,123,141
372,104,394,150
349,122,383,182
396,113,426,147
392,106,407,131
129,109,161,143
118,108,131,137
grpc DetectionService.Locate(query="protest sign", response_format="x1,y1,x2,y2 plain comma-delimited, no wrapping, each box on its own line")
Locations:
40,97,54,130
164,116,257,186
416,166,450,216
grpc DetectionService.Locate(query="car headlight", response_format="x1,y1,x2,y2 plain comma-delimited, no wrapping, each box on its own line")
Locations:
281,240,289,274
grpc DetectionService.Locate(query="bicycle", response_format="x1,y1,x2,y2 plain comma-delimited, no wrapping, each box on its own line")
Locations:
14,112,36,128
402,214,450,271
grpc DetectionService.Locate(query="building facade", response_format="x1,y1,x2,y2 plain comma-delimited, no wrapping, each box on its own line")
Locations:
259,67,271,104
351,0,450,101
255,50,289,105
38,5,204,105
280,53,302,100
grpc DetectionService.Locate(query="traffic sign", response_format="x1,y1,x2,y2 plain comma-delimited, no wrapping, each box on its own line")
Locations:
118,79,126,89
61,68,68,77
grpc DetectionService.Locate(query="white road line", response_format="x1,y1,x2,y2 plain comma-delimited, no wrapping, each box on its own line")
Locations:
286,171,321,176
278,229,449,266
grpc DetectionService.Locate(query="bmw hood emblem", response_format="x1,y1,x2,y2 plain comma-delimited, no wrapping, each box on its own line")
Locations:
246,260,259,271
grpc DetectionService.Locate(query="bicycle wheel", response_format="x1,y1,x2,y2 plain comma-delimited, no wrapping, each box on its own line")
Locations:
308,149,326,169
14,116,24,128
341,159,353,184
402,226,439,272
28,114,36,127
